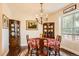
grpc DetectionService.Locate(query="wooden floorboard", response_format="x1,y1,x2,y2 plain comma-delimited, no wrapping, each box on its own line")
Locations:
7,46,27,56
7,46,78,56
60,48,78,56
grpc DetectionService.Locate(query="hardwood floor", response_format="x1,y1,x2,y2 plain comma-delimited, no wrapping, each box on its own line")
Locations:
60,48,78,56
7,46,78,56
7,46,27,56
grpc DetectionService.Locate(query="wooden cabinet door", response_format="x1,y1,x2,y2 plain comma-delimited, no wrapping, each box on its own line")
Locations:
43,22,55,38
9,20,20,56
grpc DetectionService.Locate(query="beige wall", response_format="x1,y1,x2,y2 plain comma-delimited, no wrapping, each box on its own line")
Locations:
48,9,63,37
0,4,3,55
0,4,12,55
1,3,79,55
0,4,43,55
48,3,79,36
2,4,42,48
48,3,79,55
20,19,43,46
2,4,13,55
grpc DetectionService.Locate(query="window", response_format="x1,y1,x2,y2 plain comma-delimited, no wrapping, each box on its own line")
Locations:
61,11,79,40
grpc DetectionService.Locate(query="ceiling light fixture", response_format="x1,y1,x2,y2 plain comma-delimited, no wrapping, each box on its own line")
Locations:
36,3,48,24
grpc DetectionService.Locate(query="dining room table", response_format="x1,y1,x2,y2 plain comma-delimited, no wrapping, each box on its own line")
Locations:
27,37,61,56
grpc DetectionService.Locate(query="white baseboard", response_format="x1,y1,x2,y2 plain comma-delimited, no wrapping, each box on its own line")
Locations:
1,44,27,56
1,50,9,56
61,46,79,55
21,44,27,46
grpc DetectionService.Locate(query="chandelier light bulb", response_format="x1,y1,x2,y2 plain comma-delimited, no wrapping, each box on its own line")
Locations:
36,15,38,18
40,12,43,17
36,3,48,24
46,14,48,18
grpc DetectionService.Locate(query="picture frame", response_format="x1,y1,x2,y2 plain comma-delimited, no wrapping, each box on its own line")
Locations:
2,14,9,29
63,4,77,14
26,20,38,30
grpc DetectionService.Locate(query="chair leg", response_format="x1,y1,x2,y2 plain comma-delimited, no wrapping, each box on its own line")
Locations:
55,51,57,56
55,49,60,56
36,49,39,56
48,48,54,56
58,52,60,56
58,50,60,56
27,46,30,55
30,49,33,56
48,50,50,56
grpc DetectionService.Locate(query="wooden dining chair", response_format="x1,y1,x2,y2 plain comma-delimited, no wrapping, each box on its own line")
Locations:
43,38,49,56
48,39,55,56
54,35,61,56
38,38,48,56
26,35,30,55
30,38,39,56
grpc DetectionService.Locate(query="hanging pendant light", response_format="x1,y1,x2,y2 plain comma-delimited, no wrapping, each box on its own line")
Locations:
36,3,48,24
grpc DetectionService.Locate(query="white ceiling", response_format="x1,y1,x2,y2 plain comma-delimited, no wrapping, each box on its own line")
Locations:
6,3,69,15
3,3,69,20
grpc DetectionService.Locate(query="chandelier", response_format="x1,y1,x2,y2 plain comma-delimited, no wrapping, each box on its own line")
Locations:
36,3,48,24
